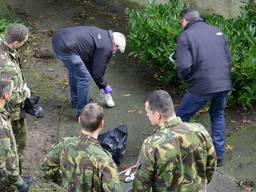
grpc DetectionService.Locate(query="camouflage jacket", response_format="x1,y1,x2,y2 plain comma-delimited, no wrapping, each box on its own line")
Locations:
40,134,122,192
133,117,216,192
0,41,26,121
0,108,24,189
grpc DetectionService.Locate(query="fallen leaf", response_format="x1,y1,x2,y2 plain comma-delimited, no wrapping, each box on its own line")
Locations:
128,109,136,113
123,94,131,97
47,68,55,72
226,144,233,152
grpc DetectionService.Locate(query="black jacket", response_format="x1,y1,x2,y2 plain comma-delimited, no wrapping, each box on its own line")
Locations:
175,19,232,95
52,26,113,89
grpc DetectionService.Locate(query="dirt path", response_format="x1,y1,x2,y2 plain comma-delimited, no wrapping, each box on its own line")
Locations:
5,0,255,191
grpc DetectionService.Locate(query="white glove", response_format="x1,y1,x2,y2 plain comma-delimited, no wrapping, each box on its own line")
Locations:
22,83,31,98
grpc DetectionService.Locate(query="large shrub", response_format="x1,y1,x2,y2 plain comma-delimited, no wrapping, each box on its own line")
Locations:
127,0,256,108
0,18,10,34
126,0,183,84
0,18,18,37
206,2,256,107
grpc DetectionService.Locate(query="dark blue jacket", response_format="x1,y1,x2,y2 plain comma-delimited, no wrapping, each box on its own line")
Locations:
175,19,232,95
52,26,113,89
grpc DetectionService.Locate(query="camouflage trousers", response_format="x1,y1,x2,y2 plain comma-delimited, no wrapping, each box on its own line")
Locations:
11,118,26,174
0,177,16,192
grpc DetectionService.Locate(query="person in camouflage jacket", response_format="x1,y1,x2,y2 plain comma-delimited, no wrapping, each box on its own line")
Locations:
0,24,30,166
40,103,122,192
0,80,29,192
133,90,216,192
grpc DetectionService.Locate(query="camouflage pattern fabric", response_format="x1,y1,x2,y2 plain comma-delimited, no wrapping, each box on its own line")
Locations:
133,117,217,192
40,134,122,192
0,41,27,156
11,118,26,154
0,108,24,191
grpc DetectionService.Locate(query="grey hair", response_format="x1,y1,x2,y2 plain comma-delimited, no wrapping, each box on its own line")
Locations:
145,90,175,119
4,24,29,44
112,32,126,53
0,79,13,97
180,8,201,22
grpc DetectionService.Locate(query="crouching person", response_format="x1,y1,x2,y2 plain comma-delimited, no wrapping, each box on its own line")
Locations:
133,90,217,192
0,80,29,192
40,103,122,192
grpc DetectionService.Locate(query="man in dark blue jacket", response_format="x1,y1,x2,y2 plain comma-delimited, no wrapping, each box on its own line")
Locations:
52,26,126,118
174,8,232,167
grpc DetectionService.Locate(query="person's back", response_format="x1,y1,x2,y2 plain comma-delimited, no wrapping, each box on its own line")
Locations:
172,121,215,191
176,18,231,95
133,90,216,192
134,118,215,192
52,26,112,64
60,135,121,191
175,8,231,167
40,103,122,192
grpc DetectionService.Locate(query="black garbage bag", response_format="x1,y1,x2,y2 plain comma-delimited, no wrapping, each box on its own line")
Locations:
24,96,45,118
98,125,128,165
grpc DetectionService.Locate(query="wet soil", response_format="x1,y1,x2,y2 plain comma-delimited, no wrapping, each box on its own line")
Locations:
5,0,256,191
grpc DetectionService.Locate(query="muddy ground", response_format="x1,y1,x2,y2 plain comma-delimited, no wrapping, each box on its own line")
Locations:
5,0,256,191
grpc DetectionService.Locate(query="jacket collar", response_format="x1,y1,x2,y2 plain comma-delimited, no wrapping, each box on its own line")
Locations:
184,18,205,30
0,40,16,57
108,30,113,42
79,132,101,146
157,116,182,131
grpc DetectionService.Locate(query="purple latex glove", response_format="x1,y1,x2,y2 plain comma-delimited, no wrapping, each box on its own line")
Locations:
103,84,113,94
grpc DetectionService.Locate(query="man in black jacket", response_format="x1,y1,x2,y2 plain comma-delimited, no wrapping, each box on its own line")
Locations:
52,26,126,118
174,8,232,167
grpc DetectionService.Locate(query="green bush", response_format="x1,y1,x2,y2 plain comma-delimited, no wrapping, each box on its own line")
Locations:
126,0,183,84
127,0,256,108
0,18,10,34
198,2,256,108
0,17,19,38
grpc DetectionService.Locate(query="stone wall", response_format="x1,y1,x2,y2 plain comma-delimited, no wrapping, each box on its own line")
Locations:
184,0,256,18
138,0,255,18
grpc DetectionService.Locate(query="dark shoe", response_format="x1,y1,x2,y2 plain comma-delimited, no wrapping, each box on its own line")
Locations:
217,158,223,167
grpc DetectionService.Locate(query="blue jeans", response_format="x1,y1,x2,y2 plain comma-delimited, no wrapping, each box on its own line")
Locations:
54,51,91,115
176,91,229,159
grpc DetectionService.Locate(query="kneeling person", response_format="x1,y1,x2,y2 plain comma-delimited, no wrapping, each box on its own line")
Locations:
40,103,122,191
133,90,217,192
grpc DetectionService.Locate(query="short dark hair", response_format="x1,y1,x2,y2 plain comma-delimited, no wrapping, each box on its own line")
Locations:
180,8,200,22
80,103,104,132
4,24,29,44
0,79,13,97
145,90,175,119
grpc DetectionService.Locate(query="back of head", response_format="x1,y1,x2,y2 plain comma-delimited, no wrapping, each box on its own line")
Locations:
180,8,201,22
4,24,29,44
146,90,175,119
80,103,104,132
112,32,126,53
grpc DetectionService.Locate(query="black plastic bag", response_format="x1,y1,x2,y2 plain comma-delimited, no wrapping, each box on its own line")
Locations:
24,96,45,118
98,125,128,165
